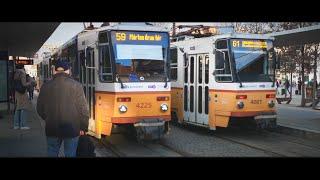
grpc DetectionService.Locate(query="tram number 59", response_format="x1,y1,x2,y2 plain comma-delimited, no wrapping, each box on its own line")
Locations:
136,103,152,108
116,33,126,41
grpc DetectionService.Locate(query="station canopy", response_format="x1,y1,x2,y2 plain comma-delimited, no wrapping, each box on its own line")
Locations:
0,23,60,57
268,24,320,47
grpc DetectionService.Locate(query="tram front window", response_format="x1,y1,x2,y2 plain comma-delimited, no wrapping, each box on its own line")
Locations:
111,31,169,83
231,39,275,82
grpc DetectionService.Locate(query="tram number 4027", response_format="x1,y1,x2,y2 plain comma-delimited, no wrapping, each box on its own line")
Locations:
136,103,152,108
250,100,262,104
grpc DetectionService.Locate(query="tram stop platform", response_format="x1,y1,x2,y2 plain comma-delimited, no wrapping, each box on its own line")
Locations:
0,91,320,157
276,93,320,139
0,91,47,157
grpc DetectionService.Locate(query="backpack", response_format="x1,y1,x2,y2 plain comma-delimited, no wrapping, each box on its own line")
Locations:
14,79,27,94
76,135,96,157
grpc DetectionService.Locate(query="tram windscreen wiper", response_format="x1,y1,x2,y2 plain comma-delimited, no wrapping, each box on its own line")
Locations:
236,71,243,88
234,52,265,87
164,76,168,88
116,74,125,89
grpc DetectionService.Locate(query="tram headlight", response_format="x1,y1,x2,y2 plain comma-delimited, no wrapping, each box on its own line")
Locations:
160,104,168,112
237,101,244,109
268,100,275,108
119,105,127,113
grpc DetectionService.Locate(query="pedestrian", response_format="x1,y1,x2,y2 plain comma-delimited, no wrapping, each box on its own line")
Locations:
298,78,302,95
37,59,89,157
13,64,32,130
276,79,280,95
284,78,290,97
26,75,36,100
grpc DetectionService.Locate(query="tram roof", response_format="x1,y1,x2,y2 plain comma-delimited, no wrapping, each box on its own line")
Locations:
98,23,169,32
53,23,169,55
267,24,320,47
216,33,275,40
171,32,275,44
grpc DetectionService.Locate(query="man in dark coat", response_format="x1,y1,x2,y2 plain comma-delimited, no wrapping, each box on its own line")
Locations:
37,59,89,157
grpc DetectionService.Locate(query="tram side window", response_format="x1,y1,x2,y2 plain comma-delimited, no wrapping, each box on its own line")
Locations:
99,32,108,44
69,44,79,80
100,45,113,82
215,40,232,82
79,51,85,84
99,32,113,82
170,48,178,81
216,40,227,49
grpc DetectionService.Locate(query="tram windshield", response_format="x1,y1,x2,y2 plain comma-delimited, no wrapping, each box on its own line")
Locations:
231,39,275,82
111,31,169,82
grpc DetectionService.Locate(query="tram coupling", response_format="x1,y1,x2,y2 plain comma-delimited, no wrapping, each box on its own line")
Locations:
254,113,277,129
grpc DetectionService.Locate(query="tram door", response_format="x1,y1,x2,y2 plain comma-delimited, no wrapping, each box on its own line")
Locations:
80,48,96,121
184,54,209,125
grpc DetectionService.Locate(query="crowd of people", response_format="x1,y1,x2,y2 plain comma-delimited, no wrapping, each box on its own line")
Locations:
276,77,319,97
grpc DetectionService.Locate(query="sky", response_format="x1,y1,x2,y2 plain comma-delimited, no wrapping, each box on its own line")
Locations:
44,22,103,46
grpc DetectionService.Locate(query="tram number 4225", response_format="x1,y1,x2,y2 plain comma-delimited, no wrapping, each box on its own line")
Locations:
136,103,152,108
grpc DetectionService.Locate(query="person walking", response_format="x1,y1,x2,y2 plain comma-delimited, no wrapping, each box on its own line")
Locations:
276,79,280,95
37,59,89,157
284,78,290,97
26,75,36,100
13,64,32,130
298,78,302,95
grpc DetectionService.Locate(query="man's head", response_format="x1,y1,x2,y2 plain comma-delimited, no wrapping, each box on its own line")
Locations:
54,59,70,75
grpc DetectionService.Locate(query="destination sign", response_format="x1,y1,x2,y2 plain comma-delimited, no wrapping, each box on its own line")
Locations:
111,31,169,47
115,32,162,42
232,39,268,49
15,60,33,65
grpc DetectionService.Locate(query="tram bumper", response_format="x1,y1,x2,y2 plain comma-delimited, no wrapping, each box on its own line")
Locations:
254,113,277,129
134,119,167,140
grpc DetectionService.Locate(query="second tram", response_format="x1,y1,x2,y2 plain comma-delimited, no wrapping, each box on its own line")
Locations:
170,33,277,130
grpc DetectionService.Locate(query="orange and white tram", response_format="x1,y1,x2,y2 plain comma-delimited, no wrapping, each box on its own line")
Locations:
170,32,277,130
40,23,171,140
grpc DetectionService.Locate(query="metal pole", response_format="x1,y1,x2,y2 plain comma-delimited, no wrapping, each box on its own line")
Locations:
301,45,306,107
172,22,176,36
290,67,293,99
312,45,319,109
7,59,10,113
